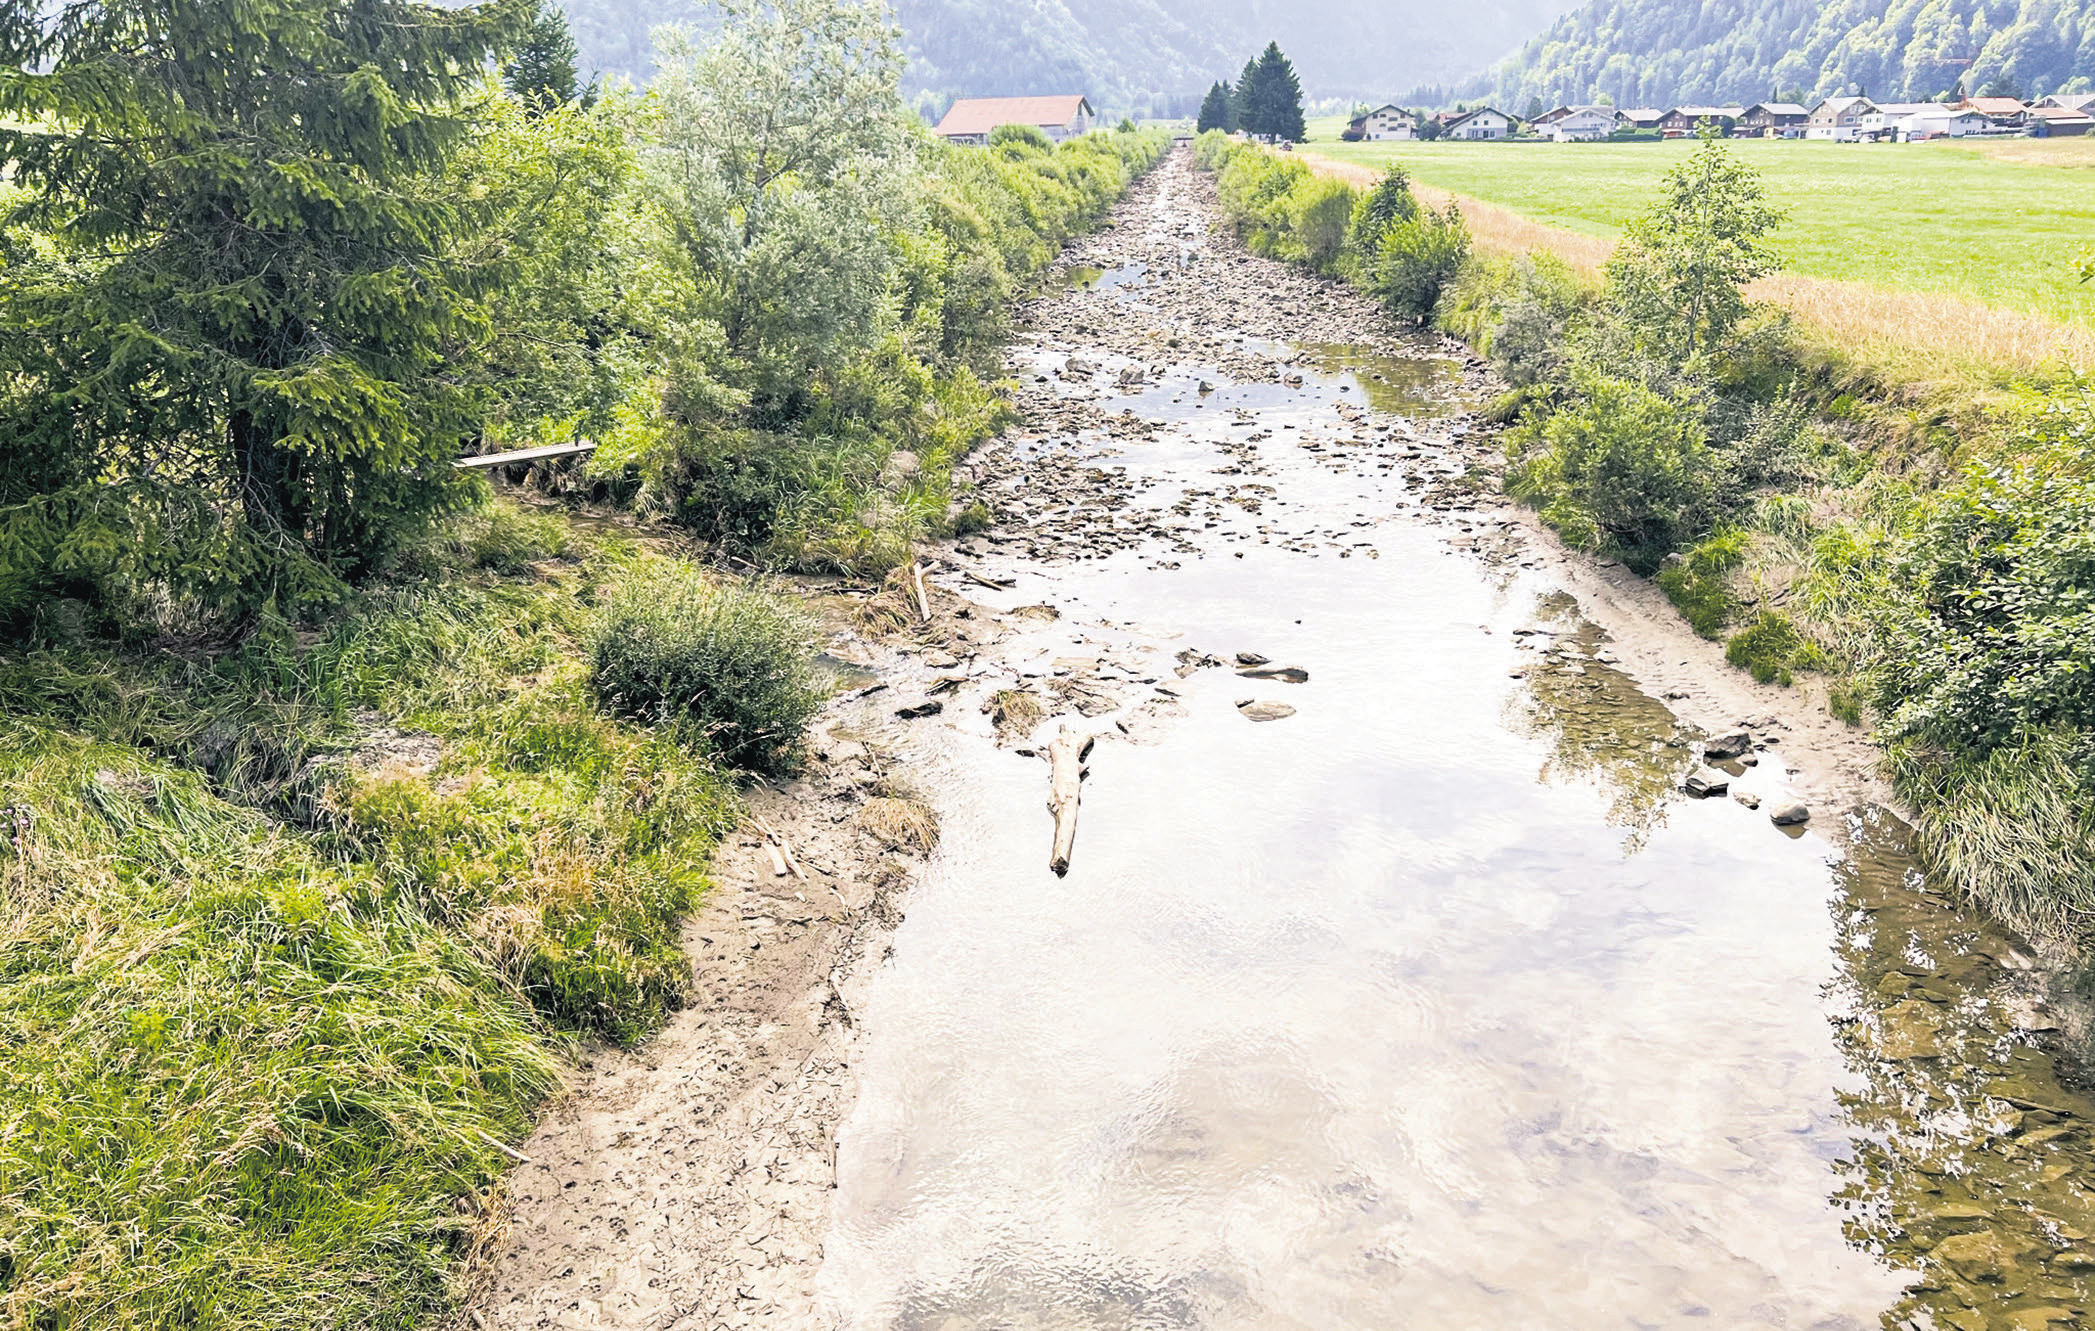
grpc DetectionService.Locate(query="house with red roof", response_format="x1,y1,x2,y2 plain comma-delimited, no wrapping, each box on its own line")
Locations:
933,95,1095,146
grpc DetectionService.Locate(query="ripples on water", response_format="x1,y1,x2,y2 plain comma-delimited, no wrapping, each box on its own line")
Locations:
819,309,2095,1331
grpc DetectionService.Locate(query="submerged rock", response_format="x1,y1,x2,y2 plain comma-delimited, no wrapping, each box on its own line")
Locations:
894,699,943,720
1236,700,1296,722
1703,733,1752,760
1770,802,1811,826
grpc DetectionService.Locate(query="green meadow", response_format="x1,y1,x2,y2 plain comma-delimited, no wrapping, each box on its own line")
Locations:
1304,116,2095,327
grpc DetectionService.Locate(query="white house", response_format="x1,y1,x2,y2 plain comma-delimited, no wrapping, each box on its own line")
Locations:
1858,101,1933,139
1352,104,1418,140
1442,107,1511,140
1901,107,1991,140
1548,106,1622,141
1806,96,1876,140
933,94,1094,146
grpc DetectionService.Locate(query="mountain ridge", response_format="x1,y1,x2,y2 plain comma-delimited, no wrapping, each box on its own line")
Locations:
1484,0,2095,112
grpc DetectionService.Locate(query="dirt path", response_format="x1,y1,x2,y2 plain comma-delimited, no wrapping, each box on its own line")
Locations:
467,144,1898,1331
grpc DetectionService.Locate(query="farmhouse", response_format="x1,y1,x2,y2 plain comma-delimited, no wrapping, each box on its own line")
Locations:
1738,102,1809,136
933,94,1094,146
1959,95,2030,128
2028,104,2095,136
1619,108,1667,130
1659,105,1743,134
1346,104,1418,141
1805,95,1875,140
1441,107,1512,140
1546,106,1622,141
2036,92,2095,114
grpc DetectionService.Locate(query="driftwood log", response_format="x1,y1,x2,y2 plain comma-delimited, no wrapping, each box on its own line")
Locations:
1047,727,1095,877
911,563,932,622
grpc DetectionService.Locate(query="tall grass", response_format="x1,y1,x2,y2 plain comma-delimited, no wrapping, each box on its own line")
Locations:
0,503,751,1329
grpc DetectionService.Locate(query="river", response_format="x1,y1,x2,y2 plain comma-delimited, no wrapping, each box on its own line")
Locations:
811,149,2095,1331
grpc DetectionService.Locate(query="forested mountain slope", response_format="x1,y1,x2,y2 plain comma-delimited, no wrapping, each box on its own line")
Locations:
559,0,1582,113
1488,0,2095,110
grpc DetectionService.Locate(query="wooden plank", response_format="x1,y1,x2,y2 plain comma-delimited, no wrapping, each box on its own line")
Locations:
454,440,598,470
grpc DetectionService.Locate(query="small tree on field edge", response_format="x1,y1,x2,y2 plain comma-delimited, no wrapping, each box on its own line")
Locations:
1197,80,1235,133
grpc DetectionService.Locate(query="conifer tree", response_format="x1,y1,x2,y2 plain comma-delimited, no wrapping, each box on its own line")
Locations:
1197,80,1235,133
1236,42,1306,142
507,1,593,109
0,0,533,618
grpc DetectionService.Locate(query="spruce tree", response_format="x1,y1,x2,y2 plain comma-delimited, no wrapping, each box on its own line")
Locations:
1240,42,1305,142
506,2,591,109
1197,80,1235,133
0,0,534,618
1234,58,1259,134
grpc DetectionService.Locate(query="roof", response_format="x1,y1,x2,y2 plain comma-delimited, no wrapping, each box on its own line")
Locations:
1867,102,1936,116
1743,102,1809,116
2029,104,2095,121
1964,96,2029,114
1665,105,1746,119
1812,96,1874,115
1620,107,1665,120
934,95,1092,138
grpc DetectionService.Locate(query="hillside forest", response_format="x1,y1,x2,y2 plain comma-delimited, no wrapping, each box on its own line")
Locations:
1486,0,2095,111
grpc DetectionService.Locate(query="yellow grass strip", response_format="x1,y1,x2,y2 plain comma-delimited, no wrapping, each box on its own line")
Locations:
1294,148,2090,381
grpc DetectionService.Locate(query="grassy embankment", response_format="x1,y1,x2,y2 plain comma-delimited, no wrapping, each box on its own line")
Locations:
1302,119,2095,389
1199,128,2095,942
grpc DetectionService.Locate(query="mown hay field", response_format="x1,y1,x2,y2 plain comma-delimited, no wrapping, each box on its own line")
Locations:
1304,119,2095,332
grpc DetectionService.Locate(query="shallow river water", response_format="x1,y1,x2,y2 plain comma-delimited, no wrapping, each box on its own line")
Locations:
816,162,2095,1331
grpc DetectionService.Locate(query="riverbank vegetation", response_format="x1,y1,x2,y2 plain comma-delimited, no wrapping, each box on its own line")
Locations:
1200,123,2095,943
0,0,1160,1325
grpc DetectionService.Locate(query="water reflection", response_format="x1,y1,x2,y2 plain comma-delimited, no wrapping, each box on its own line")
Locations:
1297,341,1461,417
1510,592,1694,852
1826,810,2095,1330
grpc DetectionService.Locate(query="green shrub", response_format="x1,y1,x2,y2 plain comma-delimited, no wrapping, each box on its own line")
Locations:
989,122,1052,152
1282,174,1357,271
1724,610,1824,685
1655,529,1745,637
1372,204,1470,325
589,566,822,774
1506,370,1714,570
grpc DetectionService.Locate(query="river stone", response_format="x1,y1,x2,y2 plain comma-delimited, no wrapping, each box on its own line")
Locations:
1704,732,1752,760
1235,651,1270,666
1933,1229,2024,1282
1237,700,1296,722
893,699,943,720
1770,802,1811,826
1876,999,1944,1060
1683,769,1729,798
